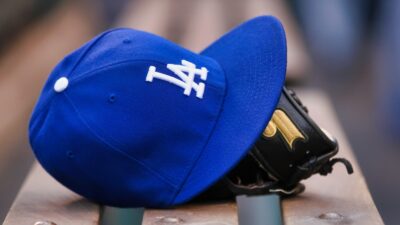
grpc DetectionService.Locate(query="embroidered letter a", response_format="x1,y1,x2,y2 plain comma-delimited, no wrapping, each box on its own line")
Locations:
146,60,208,99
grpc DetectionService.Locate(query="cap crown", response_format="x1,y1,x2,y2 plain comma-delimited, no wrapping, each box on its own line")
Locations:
29,28,226,207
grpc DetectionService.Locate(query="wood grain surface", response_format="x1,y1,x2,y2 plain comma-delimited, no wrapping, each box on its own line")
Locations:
2,164,100,225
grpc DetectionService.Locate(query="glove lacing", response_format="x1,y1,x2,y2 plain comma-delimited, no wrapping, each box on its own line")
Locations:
318,157,354,175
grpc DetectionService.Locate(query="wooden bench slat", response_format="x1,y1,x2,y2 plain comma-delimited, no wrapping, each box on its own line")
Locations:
3,164,100,225
143,203,237,225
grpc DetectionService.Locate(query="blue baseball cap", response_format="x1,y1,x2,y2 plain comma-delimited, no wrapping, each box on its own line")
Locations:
29,16,286,207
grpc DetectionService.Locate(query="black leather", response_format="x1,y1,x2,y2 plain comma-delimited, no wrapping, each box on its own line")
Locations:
195,87,353,201
252,87,338,183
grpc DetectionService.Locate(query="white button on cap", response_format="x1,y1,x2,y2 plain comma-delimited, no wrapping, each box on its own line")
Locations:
54,77,69,92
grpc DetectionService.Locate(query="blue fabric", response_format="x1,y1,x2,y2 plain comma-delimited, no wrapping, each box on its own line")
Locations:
29,16,286,207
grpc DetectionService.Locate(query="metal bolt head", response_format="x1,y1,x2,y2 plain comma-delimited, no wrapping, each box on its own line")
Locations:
34,221,57,225
318,212,344,220
155,216,184,224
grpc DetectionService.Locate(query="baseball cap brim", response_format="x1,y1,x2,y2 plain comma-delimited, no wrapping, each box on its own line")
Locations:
172,16,286,204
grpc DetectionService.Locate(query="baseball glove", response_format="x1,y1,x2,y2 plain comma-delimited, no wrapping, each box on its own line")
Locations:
196,87,354,200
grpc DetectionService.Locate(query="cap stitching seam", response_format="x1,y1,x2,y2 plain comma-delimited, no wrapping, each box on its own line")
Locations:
62,93,179,189
169,58,228,205
29,99,54,142
65,59,224,189
28,28,127,128
67,28,131,76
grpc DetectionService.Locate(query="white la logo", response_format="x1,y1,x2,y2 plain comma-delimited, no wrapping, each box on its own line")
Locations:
146,60,208,99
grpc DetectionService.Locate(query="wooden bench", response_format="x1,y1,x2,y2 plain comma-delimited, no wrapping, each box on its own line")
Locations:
2,0,383,224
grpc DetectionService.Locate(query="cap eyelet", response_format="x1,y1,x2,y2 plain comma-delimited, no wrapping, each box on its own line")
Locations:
66,151,75,158
123,39,132,44
108,94,117,103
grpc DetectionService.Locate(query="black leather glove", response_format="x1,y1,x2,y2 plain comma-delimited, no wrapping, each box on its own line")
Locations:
196,87,354,200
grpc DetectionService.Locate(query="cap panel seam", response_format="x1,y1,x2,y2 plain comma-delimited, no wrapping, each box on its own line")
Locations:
29,28,127,129
68,59,224,189
29,105,53,149
62,92,179,190
67,28,131,76
66,59,225,191
169,59,228,205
